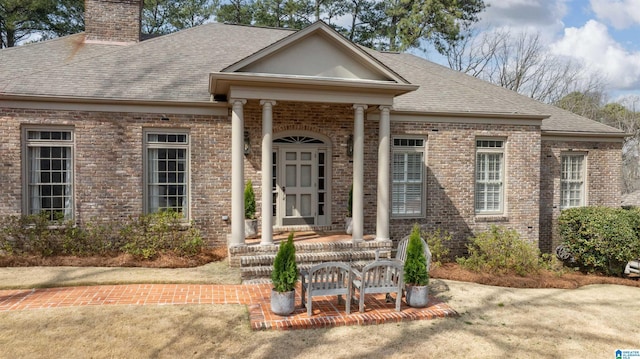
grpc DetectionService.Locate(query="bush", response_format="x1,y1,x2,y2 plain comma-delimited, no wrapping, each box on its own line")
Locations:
0,211,203,260
271,232,298,292
404,224,429,286
244,180,256,220
422,227,452,267
457,225,540,276
558,206,640,275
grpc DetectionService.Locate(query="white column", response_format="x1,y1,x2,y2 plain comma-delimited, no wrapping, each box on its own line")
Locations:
376,106,391,241
230,98,247,247
352,104,367,242
260,100,276,245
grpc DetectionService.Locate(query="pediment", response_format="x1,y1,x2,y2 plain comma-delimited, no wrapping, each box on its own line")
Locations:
223,22,408,84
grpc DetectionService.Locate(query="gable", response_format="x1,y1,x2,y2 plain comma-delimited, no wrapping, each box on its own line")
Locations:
222,22,408,84
238,33,389,81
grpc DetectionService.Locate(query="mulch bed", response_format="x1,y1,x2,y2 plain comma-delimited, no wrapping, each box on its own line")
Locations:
1,250,638,289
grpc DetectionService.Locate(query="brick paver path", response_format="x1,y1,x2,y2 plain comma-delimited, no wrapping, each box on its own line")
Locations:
0,283,457,330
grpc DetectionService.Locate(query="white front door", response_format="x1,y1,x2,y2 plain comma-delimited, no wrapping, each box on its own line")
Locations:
280,149,316,226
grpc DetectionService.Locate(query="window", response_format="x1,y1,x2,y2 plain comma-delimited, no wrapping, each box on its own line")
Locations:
475,139,504,214
392,138,425,217
144,131,189,218
24,129,74,221
561,154,585,208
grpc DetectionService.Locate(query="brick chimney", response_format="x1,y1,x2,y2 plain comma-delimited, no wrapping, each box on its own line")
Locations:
84,0,143,44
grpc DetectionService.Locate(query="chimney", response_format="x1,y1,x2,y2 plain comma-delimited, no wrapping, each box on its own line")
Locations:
84,0,143,44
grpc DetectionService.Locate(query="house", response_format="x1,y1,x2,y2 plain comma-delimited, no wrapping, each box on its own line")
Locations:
0,0,625,257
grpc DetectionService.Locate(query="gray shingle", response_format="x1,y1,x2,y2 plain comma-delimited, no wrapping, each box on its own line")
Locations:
0,22,623,136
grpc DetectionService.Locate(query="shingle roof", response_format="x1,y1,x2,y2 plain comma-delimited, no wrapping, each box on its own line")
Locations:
0,22,623,135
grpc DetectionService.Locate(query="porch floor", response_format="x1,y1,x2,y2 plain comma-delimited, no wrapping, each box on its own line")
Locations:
0,283,457,331
245,230,376,245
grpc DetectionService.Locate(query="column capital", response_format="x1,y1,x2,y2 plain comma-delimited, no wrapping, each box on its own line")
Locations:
378,105,392,112
230,98,247,106
353,104,368,110
260,99,277,107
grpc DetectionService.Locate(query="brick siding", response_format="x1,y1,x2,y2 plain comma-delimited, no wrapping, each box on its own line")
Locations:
539,139,623,252
0,104,622,253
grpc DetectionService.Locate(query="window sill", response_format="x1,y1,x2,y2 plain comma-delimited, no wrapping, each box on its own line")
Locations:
475,215,509,223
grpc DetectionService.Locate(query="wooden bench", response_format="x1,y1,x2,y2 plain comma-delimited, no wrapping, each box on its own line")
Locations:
301,262,353,317
352,259,404,312
625,259,640,278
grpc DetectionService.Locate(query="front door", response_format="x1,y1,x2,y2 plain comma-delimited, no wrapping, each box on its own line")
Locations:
281,149,316,225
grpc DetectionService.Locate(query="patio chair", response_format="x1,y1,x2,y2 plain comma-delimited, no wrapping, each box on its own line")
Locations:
301,262,353,317
352,259,404,312
396,235,432,271
383,235,432,303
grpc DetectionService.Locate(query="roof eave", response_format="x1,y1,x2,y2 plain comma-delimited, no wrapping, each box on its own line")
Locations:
209,72,419,97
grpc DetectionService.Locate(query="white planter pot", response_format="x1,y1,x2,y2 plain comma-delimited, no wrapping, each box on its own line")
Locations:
345,217,353,235
405,284,429,308
270,289,296,316
244,219,258,238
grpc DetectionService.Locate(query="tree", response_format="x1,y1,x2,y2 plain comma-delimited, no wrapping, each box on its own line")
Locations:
0,0,53,48
143,0,218,35
445,29,605,104
253,0,312,28
216,0,254,24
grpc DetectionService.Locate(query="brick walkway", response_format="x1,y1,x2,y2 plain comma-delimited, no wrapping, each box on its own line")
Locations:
0,283,457,331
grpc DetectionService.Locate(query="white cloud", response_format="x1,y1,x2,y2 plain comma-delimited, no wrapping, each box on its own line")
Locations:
550,20,640,90
480,0,569,37
590,0,640,29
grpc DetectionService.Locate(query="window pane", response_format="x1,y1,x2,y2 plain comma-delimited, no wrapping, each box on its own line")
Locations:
391,140,425,216
147,144,187,216
27,140,73,220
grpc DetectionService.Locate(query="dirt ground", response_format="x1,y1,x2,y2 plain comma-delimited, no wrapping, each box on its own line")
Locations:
1,253,640,358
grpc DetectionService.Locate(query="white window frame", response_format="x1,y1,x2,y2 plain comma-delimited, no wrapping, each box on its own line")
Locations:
22,127,75,221
560,153,587,209
391,137,426,218
143,129,190,219
475,138,505,215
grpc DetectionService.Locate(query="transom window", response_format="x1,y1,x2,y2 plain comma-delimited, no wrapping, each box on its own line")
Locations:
24,129,74,221
475,139,505,214
392,137,425,217
144,131,189,218
561,154,586,208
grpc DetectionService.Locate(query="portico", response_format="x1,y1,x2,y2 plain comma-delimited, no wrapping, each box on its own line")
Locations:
209,22,418,247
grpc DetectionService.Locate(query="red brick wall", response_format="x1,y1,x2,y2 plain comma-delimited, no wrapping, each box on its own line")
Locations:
1,104,623,253
540,139,623,252
85,0,142,43
0,107,230,246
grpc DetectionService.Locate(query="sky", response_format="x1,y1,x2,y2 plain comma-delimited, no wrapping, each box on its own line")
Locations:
210,0,636,104
441,0,640,102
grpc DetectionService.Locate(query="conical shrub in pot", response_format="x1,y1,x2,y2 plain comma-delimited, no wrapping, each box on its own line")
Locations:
270,232,298,315
404,224,429,307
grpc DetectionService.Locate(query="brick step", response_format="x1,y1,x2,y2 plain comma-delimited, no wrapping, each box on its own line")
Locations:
239,249,391,267
240,260,376,281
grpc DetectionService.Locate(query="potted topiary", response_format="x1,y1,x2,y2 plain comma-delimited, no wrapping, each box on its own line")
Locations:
404,224,429,307
345,185,353,234
244,180,258,238
271,231,298,315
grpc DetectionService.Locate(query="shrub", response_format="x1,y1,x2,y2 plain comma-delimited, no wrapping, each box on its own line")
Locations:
558,206,640,275
404,224,429,286
0,213,69,256
457,225,540,276
1,211,203,260
244,180,256,220
271,232,298,292
423,227,452,267
120,211,203,259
